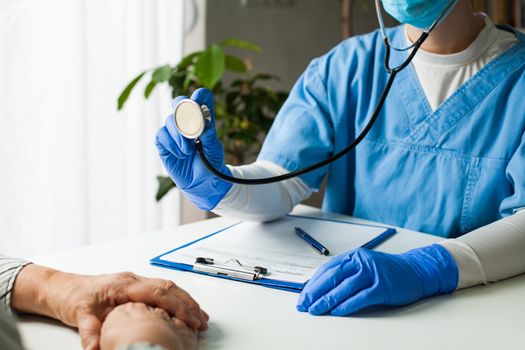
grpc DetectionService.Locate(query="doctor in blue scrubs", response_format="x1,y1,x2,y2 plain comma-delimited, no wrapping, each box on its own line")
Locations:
156,0,525,316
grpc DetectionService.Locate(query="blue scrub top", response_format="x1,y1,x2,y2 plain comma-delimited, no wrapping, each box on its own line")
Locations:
258,25,525,238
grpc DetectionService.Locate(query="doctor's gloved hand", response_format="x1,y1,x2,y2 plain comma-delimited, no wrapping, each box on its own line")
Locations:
296,244,458,316
155,88,232,210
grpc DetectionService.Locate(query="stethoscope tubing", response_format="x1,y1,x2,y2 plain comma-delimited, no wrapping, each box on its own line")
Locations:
196,70,398,185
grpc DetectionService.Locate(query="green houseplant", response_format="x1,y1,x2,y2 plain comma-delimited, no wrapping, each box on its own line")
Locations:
118,39,289,201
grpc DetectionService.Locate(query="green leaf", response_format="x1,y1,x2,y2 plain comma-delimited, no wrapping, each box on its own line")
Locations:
218,38,262,53
151,65,172,83
225,55,247,73
183,72,196,92
117,71,146,110
177,52,201,69
194,44,225,89
156,176,176,201
144,80,156,99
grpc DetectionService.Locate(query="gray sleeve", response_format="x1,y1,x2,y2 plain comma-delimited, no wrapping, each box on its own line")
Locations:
0,254,31,314
0,308,25,350
118,344,169,350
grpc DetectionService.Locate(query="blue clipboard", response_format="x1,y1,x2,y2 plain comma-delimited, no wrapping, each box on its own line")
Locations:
150,214,396,293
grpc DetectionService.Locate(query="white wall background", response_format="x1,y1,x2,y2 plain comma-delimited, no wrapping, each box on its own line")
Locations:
0,0,199,258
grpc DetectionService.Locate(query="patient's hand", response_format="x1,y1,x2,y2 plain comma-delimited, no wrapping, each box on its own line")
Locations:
12,265,208,350
100,302,197,350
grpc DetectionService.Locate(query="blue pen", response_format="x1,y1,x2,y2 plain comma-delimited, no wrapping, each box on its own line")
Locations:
360,228,397,250
295,227,330,256
295,226,397,257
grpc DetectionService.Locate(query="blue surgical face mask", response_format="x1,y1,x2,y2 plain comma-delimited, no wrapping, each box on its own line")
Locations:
381,0,455,29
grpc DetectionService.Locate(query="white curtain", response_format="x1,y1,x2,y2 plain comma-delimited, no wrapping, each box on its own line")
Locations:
0,0,189,258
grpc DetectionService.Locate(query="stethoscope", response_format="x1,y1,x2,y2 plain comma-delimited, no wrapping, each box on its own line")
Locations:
173,0,458,185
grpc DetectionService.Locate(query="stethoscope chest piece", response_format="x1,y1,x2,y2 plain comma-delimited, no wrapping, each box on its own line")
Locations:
174,99,211,139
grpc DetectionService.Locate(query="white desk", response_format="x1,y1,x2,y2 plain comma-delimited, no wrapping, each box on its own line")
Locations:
18,206,525,350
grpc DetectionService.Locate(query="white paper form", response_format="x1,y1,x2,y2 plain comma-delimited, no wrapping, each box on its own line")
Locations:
161,216,389,284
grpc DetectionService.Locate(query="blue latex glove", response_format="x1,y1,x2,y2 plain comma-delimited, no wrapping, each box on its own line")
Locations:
155,88,232,210
297,244,458,316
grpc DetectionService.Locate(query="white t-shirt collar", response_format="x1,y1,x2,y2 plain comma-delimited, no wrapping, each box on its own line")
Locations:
405,15,499,67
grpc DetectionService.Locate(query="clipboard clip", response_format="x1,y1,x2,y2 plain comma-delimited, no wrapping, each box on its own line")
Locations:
194,257,268,281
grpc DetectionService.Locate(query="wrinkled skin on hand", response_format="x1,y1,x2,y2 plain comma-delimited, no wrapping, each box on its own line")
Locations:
100,302,198,350
13,265,208,350
60,272,208,350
